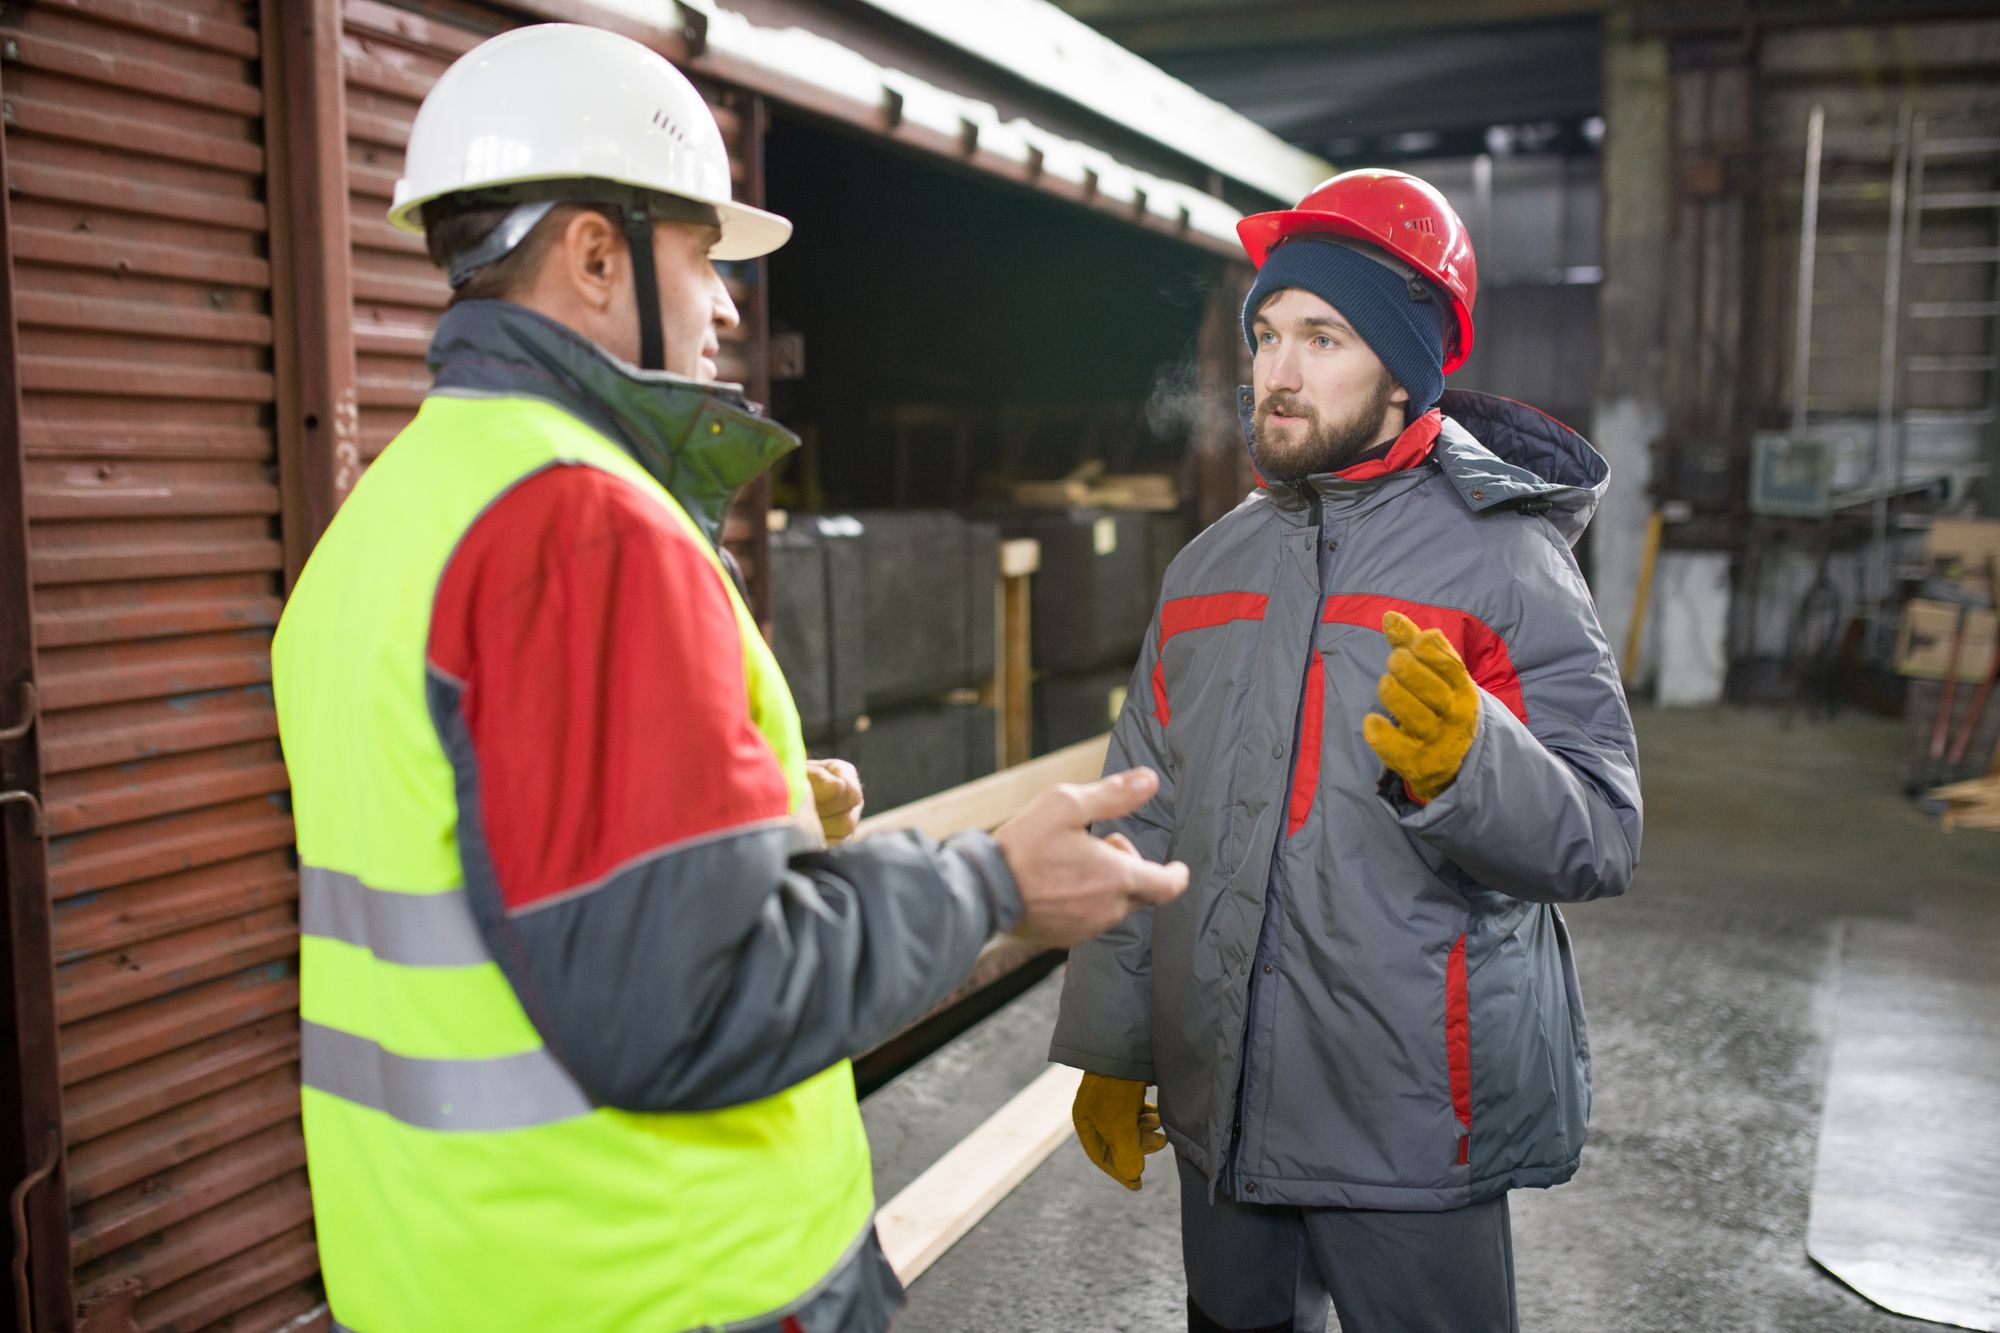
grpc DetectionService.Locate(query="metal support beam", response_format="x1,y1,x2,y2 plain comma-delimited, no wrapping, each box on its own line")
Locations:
0,54,72,1333
1053,0,1608,55
1591,14,1672,680
264,0,360,588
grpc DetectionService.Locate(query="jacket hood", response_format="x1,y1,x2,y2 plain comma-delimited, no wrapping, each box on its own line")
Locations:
1236,385,1608,547
428,300,798,545
1431,390,1606,547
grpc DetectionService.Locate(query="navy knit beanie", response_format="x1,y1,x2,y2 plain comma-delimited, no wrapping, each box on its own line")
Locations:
1241,239,1447,417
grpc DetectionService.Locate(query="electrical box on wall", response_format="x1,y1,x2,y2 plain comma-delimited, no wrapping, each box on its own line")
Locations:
1749,431,1875,517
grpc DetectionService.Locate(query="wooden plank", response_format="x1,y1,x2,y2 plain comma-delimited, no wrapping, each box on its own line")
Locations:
1000,564,1035,768
855,735,1109,841
1941,804,2000,832
1929,776,2000,803
875,1063,1082,1284
856,732,1119,1280
999,537,1041,579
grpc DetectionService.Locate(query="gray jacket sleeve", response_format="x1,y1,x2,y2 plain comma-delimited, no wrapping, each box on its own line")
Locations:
1385,523,1642,903
1048,621,1170,1082
484,824,1021,1113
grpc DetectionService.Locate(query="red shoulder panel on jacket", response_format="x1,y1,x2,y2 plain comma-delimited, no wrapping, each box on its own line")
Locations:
1322,593,1528,724
428,464,791,912
1153,592,1271,726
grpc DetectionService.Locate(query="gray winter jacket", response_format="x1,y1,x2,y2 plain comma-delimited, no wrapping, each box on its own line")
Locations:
1050,389,1641,1211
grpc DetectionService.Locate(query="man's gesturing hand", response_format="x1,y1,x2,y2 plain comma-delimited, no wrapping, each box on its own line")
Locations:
806,758,865,846
995,769,1189,948
1362,610,1480,802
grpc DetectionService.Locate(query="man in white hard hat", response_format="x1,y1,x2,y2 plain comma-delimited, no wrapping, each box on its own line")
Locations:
270,24,1187,1333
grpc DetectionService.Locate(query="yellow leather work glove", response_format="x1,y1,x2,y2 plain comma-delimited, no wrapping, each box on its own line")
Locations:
1362,610,1480,803
1071,1073,1167,1190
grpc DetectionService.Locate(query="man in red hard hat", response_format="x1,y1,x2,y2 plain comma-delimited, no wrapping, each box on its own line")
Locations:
1052,169,1642,1331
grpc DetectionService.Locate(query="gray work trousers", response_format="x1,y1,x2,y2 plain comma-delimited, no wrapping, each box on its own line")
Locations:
1177,1154,1519,1333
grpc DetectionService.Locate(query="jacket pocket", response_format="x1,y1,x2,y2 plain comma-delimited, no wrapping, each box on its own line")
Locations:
1446,932,1472,1166
1551,906,1592,1150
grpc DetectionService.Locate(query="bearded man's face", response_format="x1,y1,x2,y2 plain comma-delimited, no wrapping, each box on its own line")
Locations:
1250,287,1409,483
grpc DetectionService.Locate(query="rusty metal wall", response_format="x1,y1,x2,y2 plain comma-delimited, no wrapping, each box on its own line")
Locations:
0,0,320,1328
341,0,471,469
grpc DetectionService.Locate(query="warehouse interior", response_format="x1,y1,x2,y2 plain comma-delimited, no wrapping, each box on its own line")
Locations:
0,0,1997,1330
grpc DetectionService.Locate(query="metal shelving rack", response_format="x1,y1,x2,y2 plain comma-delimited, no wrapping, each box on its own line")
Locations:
1772,102,1998,664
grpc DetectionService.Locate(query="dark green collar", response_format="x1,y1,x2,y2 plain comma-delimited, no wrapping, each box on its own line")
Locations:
427,300,798,545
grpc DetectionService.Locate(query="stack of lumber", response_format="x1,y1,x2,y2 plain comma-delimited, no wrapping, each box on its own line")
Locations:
1011,460,1178,511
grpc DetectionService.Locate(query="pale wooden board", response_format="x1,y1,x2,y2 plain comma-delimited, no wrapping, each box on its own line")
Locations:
855,735,1110,841
1930,777,2000,803
1807,921,2000,1330
875,1063,1084,1285
1000,537,1041,579
856,737,1111,1283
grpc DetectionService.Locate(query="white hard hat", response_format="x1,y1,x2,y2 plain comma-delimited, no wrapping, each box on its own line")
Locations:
389,23,791,261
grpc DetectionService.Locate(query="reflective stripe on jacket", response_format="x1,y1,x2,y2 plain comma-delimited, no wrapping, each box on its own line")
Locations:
1052,388,1641,1211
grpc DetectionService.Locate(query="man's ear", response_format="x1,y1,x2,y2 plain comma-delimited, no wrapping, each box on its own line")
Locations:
1389,380,1411,405
555,207,624,313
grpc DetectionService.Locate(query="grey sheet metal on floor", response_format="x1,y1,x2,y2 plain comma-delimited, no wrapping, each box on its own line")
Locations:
1807,920,2000,1332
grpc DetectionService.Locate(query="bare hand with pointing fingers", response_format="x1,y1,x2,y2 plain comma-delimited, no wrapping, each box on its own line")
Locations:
995,768,1188,948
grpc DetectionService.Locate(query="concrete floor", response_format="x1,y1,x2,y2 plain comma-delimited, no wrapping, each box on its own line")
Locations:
859,705,2000,1332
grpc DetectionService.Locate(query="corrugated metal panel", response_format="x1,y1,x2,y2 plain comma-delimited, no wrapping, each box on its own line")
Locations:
0,6,70,1324
0,0,321,1327
341,0,474,465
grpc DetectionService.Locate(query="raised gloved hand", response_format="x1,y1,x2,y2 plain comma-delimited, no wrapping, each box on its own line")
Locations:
1071,1072,1167,1190
1362,610,1480,803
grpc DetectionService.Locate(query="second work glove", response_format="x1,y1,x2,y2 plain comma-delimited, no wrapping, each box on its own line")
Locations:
1071,1073,1167,1190
1362,610,1481,803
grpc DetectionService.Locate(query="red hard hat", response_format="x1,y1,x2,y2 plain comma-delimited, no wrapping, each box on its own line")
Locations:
1238,169,1479,373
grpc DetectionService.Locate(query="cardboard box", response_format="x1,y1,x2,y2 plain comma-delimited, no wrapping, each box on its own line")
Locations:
1897,599,1998,682
1920,517,2000,603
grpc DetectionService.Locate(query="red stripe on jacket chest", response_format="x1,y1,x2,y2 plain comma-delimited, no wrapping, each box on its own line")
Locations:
1321,593,1528,724
1152,591,1525,729
1152,592,1271,726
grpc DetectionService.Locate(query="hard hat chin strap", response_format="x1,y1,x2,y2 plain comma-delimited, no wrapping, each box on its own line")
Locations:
622,202,666,372
1315,236,1433,305
441,184,718,373
445,200,560,290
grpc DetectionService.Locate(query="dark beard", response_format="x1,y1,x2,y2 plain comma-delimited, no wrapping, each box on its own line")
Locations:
1252,371,1398,483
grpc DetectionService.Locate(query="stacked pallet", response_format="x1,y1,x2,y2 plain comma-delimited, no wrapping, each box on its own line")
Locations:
1010,462,1179,512
975,506,1193,756
769,510,1000,811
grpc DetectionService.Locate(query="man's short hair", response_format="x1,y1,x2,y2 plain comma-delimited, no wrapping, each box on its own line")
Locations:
420,199,621,307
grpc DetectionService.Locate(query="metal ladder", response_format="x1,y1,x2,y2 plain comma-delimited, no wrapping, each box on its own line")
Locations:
1791,103,1999,655
1895,112,2000,558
